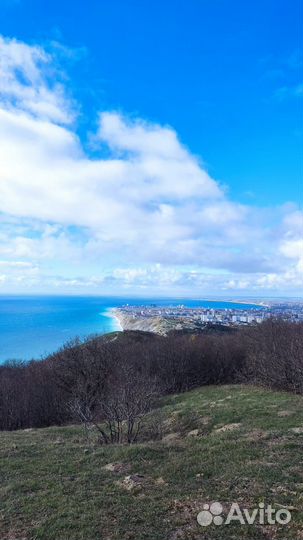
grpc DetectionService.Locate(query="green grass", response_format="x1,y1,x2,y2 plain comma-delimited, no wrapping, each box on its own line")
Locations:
1,385,303,539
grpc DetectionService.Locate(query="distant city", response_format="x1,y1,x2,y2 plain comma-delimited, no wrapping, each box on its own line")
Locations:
118,301,303,329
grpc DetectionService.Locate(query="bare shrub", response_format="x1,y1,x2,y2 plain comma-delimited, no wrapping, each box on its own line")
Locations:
70,354,158,444
243,319,303,393
1,321,302,432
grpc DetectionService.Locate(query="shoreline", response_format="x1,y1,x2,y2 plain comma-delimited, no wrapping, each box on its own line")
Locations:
110,308,169,334
194,298,269,308
108,301,272,336
102,308,123,332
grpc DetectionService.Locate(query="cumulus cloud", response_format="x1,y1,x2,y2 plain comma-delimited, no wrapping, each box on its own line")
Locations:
0,35,302,295
0,35,74,123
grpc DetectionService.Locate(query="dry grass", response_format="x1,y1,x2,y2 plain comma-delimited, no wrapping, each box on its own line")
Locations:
0,385,303,539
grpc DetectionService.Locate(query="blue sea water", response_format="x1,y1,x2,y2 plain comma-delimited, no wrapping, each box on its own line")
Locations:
0,296,261,363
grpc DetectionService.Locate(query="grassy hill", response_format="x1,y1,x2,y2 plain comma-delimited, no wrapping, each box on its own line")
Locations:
1,385,303,539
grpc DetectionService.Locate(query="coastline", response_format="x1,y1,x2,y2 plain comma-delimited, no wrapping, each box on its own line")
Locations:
1,296,298,363
105,297,292,335
109,300,273,336
110,308,170,334
102,308,123,332
195,298,269,308
229,299,270,308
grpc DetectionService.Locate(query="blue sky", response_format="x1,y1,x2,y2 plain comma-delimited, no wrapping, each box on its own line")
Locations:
0,0,302,296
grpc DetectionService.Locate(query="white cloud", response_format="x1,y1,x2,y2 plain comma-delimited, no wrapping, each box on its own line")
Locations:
0,259,40,289
0,34,302,295
280,239,303,260
0,35,74,124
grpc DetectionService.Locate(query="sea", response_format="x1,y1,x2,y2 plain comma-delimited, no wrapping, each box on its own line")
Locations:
0,295,261,363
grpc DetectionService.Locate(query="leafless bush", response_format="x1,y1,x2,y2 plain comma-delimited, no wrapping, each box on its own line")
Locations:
243,319,303,393
69,358,158,444
1,321,302,432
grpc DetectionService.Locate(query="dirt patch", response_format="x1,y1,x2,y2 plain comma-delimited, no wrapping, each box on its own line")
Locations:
214,423,241,433
5,531,28,540
168,524,197,540
168,499,232,540
289,427,303,434
155,476,167,486
186,429,200,438
103,462,131,474
277,410,294,417
115,474,146,491
244,429,269,442
168,499,202,539
162,432,181,444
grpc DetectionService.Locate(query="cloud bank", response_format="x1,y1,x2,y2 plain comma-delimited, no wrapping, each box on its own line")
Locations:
0,35,302,295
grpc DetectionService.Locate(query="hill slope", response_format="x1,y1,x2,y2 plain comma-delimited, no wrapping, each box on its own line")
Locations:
1,385,303,539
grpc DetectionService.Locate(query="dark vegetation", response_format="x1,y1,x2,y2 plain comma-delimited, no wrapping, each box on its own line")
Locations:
0,320,302,433
1,321,303,539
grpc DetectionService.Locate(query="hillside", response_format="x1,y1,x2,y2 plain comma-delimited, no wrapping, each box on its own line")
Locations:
113,309,184,335
112,309,209,335
1,385,303,539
